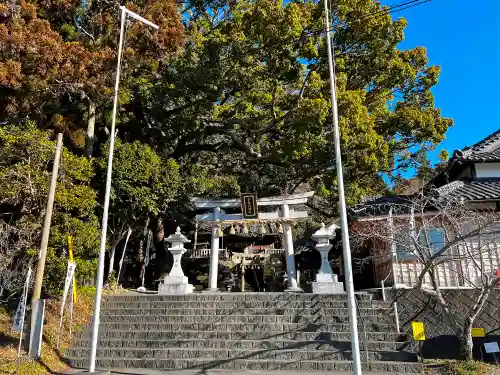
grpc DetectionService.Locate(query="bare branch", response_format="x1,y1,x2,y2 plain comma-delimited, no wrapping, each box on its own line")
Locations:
350,189,500,358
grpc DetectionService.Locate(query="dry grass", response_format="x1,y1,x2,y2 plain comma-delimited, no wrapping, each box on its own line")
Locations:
0,287,101,375
426,360,500,375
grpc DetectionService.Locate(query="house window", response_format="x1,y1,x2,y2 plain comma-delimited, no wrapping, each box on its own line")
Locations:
396,242,417,260
423,227,445,255
394,227,445,261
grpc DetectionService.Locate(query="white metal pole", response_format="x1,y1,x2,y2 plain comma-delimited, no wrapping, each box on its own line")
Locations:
88,7,158,371
323,0,362,374
88,6,126,372
123,7,159,29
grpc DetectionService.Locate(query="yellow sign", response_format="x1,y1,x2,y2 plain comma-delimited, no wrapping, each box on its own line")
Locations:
68,236,77,303
472,328,485,337
412,321,425,341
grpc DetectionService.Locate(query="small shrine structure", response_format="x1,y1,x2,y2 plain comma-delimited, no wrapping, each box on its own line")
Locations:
191,192,314,292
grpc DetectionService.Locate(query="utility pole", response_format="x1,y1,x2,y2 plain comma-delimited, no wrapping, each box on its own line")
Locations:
88,7,158,372
29,132,63,358
323,0,363,374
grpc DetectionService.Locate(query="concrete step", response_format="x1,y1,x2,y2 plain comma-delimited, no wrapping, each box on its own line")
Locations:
95,322,395,332
99,314,395,325
102,300,388,309
71,338,411,351
103,292,376,302
74,329,409,342
100,307,393,316
67,347,418,362
68,357,423,373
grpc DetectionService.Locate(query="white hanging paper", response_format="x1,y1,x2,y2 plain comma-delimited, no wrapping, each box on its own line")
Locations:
60,261,76,315
12,267,32,332
57,261,76,349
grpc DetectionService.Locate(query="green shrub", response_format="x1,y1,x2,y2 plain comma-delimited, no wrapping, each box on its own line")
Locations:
108,271,118,290
77,285,96,298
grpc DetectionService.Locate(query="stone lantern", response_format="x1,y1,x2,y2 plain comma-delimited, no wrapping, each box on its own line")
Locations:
158,227,194,295
312,223,344,294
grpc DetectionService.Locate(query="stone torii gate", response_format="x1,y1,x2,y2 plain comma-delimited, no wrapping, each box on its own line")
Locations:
191,192,314,292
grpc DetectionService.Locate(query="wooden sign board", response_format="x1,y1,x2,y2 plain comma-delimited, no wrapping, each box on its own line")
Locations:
472,328,485,338
241,193,258,218
412,321,425,341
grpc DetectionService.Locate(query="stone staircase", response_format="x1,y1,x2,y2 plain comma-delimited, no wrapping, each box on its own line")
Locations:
68,293,421,373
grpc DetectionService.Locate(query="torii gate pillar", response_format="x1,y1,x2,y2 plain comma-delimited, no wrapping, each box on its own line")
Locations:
206,207,220,292
281,204,301,292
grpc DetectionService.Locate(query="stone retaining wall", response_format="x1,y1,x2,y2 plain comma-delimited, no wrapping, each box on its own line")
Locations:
387,288,500,360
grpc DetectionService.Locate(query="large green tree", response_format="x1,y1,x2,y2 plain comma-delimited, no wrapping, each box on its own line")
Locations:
99,139,182,280
0,125,98,296
0,0,183,155
138,0,451,204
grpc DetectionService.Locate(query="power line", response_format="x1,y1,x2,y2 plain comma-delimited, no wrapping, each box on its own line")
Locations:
351,0,432,31
375,0,432,18
323,0,432,34
352,0,424,22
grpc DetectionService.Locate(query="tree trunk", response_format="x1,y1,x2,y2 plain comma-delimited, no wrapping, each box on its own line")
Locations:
85,101,96,157
107,240,119,283
460,317,474,360
142,230,152,287
138,217,150,286
155,217,164,243
116,227,132,286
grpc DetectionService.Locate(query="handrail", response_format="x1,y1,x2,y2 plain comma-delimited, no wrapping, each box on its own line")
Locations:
380,263,393,301
380,266,401,334
394,301,401,333
185,248,285,259
185,248,230,259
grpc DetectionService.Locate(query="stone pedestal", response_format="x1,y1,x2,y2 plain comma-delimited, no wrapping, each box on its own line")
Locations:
158,227,193,295
312,223,345,294
159,276,194,294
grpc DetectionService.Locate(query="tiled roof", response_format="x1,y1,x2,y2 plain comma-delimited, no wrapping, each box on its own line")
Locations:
349,195,412,217
351,180,500,219
435,180,500,201
469,129,500,152
459,150,500,162
456,129,500,162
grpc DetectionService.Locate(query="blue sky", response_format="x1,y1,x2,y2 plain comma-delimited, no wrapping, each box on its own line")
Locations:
392,0,500,162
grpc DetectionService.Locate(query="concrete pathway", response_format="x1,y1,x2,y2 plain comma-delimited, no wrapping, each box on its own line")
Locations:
68,369,421,375
111,371,420,375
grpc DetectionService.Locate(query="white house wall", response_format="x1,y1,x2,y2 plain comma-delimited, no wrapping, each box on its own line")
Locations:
393,241,500,288
475,163,500,179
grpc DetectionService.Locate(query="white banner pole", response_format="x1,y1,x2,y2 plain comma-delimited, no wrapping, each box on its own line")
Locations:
16,266,32,374
69,286,74,337
57,261,76,350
